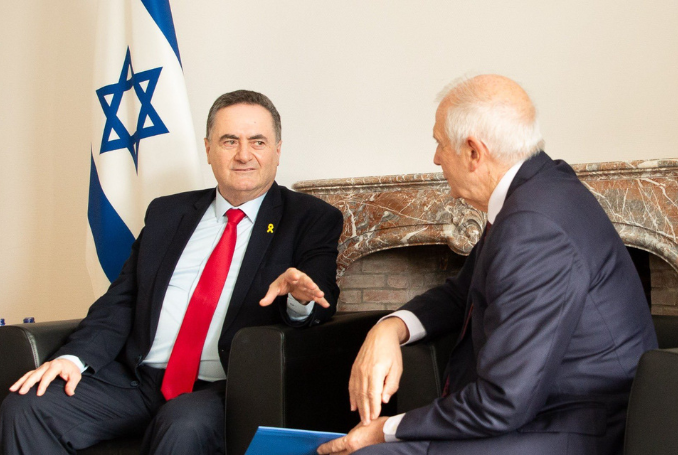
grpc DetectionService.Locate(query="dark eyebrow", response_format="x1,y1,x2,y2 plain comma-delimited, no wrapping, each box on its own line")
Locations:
219,134,239,141
248,134,267,141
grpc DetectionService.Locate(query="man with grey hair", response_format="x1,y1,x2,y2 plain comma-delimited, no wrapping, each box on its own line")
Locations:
319,75,656,454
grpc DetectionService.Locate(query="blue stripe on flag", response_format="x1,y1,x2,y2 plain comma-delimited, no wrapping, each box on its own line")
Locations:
88,150,136,282
141,0,182,66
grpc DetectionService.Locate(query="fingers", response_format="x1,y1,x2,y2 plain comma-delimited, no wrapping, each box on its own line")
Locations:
9,370,37,393
259,278,283,307
15,363,50,395
36,364,63,396
350,348,381,425
62,369,82,397
382,366,402,404
317,418,387,454
348,320,405,425
10,359,81,397
317,436,347,454
367,367,386,421
260,268,330,308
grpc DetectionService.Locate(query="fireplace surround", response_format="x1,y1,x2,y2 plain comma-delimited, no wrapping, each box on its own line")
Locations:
294,158,678,314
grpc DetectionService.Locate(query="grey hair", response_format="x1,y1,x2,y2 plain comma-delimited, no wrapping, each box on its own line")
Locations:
437,77,545,164
206,90,281,142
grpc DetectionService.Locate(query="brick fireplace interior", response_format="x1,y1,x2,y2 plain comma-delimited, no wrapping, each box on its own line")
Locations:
294,158,678,316
337,245,677,315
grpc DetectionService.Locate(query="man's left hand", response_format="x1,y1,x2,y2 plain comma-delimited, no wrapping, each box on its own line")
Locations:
259,267,330,308
317,417,388,454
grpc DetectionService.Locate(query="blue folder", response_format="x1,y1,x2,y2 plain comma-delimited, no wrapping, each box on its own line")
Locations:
245,426,346,455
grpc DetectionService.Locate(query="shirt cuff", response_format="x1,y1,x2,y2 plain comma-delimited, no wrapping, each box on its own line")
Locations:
286,294,315,321
56,355,88,373
383,413,405,442
379,310,426,345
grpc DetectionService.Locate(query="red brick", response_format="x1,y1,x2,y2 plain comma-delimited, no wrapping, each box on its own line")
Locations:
651,270,678,288
361,252,409,273
408,274,424,288
387,275,409,289
344,260,362,273
651,305,678,316
363,289,409,305
338,290,362,304
653,289,678,307
341,274,386,289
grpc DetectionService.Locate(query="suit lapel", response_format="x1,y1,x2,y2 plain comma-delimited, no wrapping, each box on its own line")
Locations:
149,189,216,338
221,183,284,333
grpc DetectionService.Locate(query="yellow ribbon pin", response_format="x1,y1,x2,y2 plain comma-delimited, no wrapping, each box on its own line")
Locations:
267,224,274,233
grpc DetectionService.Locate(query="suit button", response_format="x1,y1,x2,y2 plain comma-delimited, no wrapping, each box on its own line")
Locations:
219,348,225,353
130,381,139,387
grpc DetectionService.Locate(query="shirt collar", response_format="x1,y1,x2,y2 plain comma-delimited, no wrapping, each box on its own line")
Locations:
487,159,525,224
214,189,267,224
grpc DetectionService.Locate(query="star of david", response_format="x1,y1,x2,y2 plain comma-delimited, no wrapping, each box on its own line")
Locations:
96,47,168,172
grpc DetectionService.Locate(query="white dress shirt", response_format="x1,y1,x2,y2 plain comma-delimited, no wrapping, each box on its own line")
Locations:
383,159,525,441
61,189,314,381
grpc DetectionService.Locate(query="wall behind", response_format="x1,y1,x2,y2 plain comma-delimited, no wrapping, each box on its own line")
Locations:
0,0,677,323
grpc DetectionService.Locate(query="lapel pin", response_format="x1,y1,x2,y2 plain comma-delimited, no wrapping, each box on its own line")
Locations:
267,224,274,234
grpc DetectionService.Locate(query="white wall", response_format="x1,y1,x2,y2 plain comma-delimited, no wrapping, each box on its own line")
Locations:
1,0,677,323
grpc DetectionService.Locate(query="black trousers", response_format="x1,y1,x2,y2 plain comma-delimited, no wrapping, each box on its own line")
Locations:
0,365,226,455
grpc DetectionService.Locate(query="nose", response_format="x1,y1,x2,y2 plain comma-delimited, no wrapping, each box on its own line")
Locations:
234,144,253,162
433,146,441,166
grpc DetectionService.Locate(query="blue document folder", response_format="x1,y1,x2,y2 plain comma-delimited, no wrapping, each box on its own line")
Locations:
245,426,346,455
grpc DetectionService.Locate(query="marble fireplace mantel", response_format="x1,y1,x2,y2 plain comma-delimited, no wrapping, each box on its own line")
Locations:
293,159,678,279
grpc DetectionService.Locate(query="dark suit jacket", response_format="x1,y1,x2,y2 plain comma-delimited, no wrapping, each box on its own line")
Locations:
53,182,343,388
397,152,657,454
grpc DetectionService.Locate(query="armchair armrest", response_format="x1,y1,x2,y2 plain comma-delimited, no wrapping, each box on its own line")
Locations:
0,319,81,405
625,348,678,455
225,311,392,455
399,330,457,414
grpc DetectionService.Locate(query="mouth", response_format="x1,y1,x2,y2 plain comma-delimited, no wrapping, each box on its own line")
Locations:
232,168,257,172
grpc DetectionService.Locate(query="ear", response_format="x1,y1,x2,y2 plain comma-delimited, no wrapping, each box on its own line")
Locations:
466,136,489,172
204,137,211,164
275,140,282,166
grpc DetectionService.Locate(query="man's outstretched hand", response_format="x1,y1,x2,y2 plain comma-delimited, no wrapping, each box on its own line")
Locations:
259,267,330,308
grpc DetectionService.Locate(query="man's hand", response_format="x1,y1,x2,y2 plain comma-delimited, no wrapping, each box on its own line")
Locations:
9,358,82,397
317,417,388,454
349,317,409,425
259,267,330,308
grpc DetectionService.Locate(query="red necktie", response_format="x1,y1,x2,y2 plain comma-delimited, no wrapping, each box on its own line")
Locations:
161,208,246,400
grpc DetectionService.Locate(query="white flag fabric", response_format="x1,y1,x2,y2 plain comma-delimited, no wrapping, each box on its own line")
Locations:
87,0,202,296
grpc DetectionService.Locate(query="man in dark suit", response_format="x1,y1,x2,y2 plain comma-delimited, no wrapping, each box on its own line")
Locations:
0,90,343,454
318,75,657,455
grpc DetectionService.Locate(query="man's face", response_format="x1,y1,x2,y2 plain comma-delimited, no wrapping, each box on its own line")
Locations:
432,101,471,201
205,103,281,206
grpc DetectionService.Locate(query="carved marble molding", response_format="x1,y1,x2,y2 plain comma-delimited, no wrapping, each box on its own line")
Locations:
294,159,678,278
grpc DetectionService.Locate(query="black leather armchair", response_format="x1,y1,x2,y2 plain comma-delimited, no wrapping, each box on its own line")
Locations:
2,313,677,455
0,311,392,455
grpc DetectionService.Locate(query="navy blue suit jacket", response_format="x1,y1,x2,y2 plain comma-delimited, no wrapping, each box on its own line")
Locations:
53,182,343,388
397,152,657,454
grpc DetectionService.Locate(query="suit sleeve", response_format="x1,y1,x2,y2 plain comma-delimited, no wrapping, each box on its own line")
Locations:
50,207,152,373
397,211,589,440
280,203,343,327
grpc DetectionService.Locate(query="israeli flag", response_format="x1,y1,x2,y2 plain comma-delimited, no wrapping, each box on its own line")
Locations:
87,0,203,296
